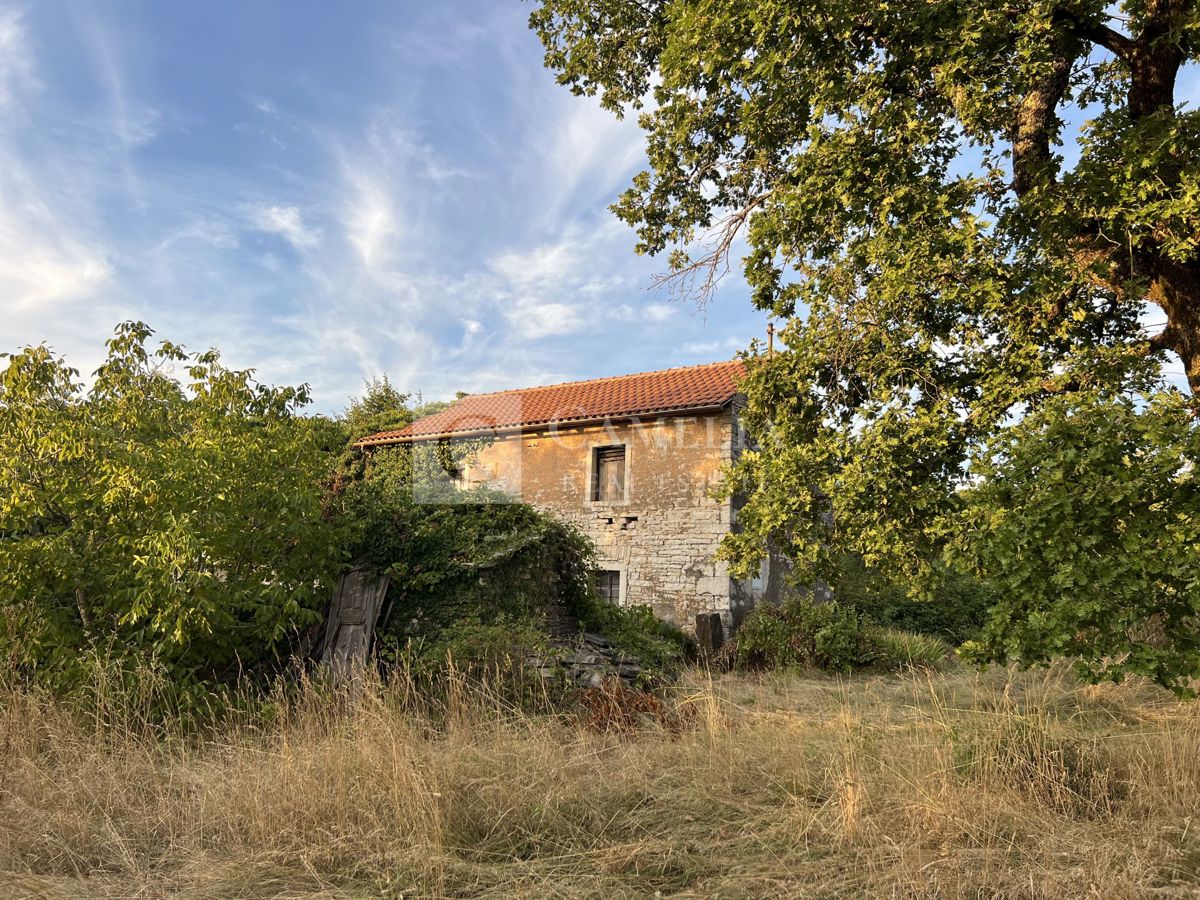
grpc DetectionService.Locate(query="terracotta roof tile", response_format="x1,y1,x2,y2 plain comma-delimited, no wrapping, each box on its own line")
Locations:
357,359,745,445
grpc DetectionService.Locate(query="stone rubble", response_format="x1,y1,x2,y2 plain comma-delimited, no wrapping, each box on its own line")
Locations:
525,631,644,688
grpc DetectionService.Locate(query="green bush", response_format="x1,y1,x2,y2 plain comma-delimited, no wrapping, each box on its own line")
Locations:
575,599,691,676
835,557,994,645
736,594,953,674
338,445,585,615
329,433,694,680
336,445,644,674
385,615,551,675
0,323,342,697
356,494,596,670
736,594,867,672
867,627,952,671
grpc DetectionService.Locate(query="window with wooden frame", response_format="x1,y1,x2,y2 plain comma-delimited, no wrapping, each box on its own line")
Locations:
595,570,620,602
591,445,626,502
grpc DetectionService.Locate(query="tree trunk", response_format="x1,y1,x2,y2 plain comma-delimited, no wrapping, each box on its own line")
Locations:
1149,261,1200,393
1120,0,1196,392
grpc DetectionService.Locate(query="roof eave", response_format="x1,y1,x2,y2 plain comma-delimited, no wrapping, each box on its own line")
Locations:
353,399,736,448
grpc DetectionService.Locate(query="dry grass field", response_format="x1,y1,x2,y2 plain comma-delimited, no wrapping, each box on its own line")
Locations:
2,664,1200,899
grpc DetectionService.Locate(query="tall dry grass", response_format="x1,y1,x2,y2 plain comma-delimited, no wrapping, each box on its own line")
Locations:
2,663,1200,898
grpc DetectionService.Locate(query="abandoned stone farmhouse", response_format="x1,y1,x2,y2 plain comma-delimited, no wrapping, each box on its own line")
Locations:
357,360,782,633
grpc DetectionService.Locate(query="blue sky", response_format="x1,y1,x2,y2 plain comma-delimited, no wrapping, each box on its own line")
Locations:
0,1,767,413
3,4,1195,412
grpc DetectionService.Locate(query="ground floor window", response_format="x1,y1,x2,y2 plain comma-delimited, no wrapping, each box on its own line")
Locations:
595,569,620,602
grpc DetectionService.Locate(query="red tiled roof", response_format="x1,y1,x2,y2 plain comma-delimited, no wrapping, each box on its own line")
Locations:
356,359,746,445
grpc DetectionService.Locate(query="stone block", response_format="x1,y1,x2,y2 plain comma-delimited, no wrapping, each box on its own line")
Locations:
694,612,724,659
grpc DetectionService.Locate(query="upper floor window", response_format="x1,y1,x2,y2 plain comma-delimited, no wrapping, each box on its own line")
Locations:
591,445,626,502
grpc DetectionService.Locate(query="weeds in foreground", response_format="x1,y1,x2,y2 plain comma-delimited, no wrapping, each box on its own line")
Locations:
576,678,698,734
1,664,1199,898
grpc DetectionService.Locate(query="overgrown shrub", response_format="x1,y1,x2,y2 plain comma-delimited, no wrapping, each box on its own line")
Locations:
332,444,688,678
835,556,994,645
735,594,952,673
0,323,343,698
389,615,551,674
574,599,691,676
736,595,868,672
353,494,595,672
867,627,952,671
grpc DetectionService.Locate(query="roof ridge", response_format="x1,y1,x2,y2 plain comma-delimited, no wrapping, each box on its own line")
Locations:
440,357,744,402
355,357,747,445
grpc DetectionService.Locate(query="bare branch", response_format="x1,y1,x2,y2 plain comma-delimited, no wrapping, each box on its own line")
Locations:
652,191,772,309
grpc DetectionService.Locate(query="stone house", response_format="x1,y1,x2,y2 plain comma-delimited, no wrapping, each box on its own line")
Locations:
357,360,782,634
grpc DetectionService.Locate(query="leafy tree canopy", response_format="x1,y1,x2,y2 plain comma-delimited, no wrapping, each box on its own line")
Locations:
339,377,457,451
343,374,412,440
532,0,1200,689
0,322,343,693
957,390,1200,690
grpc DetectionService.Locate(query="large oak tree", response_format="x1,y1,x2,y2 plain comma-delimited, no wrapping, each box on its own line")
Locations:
531,0,1200,689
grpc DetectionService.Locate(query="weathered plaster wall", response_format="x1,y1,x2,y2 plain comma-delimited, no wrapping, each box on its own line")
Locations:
459,411,745,630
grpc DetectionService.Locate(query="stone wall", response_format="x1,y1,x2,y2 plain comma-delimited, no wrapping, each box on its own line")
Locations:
457,410,746,631
727,395,788,622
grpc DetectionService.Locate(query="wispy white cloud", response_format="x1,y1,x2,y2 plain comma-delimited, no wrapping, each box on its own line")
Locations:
150,218,239,255
0,0,763,413
488,230,610,340
68,3,159,207
0,212,111,311
251,95,279,117
507,296,586,340
0,7,35,110
682,337,745,356
247,203,320,251
487,224,679,340
333,128,416,274
534,95,647,230
0,9,112,317
344,171,399,270
491,238,579,291
0,148,119,379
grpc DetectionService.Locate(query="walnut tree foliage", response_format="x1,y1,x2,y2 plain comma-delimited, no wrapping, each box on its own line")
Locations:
0,323,344,693
531,0,1200,689
342,374,412,441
